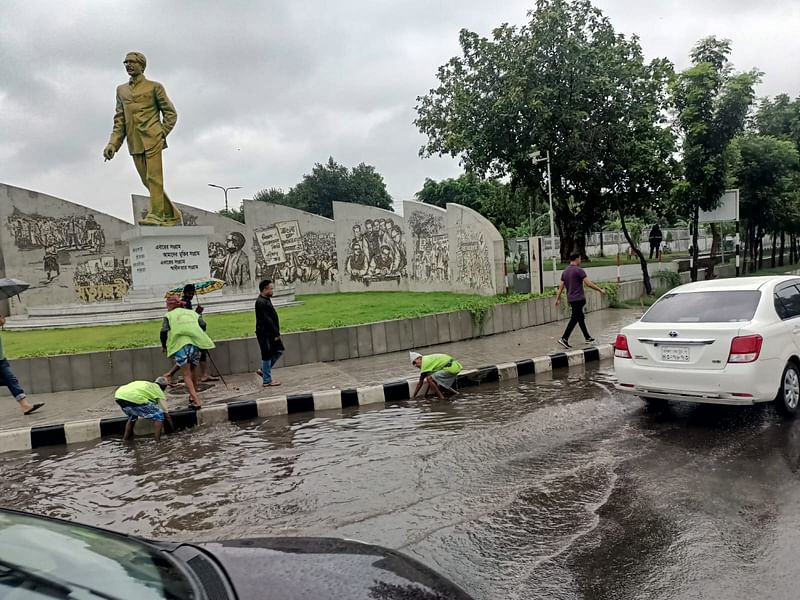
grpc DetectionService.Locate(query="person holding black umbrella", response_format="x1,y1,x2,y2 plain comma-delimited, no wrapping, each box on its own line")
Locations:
0,316,44,415
161,284,219,385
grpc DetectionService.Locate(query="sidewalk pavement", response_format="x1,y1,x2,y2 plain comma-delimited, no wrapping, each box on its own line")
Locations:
0,307,642,432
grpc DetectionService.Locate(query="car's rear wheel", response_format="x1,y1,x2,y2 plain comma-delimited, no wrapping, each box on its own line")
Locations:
775,362,800,417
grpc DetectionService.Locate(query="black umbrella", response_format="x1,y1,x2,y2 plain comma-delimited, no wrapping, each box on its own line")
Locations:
0,278,30,301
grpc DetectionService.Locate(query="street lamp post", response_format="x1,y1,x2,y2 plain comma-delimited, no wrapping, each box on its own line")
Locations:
530,150,557,289
208,183,242,212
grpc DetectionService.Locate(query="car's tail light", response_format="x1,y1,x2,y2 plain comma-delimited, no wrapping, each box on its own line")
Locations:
614,334,631,359
728,335,763,363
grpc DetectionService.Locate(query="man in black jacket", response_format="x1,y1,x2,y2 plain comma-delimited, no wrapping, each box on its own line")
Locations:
255,279,284,386
648,225,663,259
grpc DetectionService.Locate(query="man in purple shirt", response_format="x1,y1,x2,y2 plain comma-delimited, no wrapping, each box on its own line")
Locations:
555,252,606,348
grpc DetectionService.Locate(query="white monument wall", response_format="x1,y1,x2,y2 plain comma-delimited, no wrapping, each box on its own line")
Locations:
243,200,339,294
446,203,505,295
402,201,451,293
333,202,408,293
0,184,132,314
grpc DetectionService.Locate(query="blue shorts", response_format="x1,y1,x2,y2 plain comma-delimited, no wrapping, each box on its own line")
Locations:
116,400,165,422
173,344,201,368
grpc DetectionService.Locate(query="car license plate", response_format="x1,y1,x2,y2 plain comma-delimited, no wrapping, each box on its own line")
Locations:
661,346,689,362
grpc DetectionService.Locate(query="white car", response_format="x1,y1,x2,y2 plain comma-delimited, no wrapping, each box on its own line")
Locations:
614,276,800,416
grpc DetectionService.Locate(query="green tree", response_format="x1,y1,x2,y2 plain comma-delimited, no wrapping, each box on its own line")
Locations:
671,37,759,281
415,0,664,260
290,157,351,218
415,173,530,233
598,45,676,293
253,187,291,205
218,206,245,223
754,94,800,145
730,134,799,271
347,163,394,212
753,95,800,266
254,158,393,218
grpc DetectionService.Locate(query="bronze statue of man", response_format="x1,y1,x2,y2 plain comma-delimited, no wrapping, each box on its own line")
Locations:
103,52,182,226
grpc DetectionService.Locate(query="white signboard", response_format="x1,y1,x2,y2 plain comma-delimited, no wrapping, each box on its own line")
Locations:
129,235,209,288
699,189,739,223
255,226,287,266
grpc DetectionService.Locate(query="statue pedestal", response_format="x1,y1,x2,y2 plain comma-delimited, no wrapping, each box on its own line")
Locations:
122,226,214,297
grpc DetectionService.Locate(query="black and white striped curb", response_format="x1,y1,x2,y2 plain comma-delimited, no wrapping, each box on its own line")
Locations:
0,344,613,454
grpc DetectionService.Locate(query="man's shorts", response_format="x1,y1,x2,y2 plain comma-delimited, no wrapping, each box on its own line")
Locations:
432,370,457,391
116,399,165,422
173,344,201,368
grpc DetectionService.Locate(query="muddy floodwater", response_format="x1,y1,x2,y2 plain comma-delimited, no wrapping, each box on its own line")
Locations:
2,364,799,599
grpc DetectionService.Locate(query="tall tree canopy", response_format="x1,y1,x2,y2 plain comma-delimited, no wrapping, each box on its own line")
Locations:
415,174,530,234
671,37,759,281
415,0,671,259
731,134,799,270
755,94,800,146
601,51,676,293
254,157,393,218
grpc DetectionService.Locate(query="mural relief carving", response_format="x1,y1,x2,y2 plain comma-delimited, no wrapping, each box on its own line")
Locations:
407,211,449,282
344,218,407,285
6,209,131,302
8,211,105,254
73,257,132,303
456,229,492,289
209,232,251,290
253,221,337,286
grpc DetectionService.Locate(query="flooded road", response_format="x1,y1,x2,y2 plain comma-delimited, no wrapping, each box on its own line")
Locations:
2,363,800,599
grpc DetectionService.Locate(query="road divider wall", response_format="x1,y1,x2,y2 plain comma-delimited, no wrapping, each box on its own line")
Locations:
9,279,643,395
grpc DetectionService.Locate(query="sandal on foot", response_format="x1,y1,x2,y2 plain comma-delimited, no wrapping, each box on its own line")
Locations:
201,376,220,382
24,403,45,416
263,381,281,387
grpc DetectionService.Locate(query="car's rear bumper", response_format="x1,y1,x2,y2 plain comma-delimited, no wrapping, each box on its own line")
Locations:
614,357,781,405
614,384,767,405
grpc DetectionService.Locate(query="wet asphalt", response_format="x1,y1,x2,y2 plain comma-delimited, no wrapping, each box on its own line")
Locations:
1,362,799,600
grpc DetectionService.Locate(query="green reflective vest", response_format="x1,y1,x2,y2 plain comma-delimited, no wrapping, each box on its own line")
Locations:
421,353,462,375
165,308,215,357
115,380,165,405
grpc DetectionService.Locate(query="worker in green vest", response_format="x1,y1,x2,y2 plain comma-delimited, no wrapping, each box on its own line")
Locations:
410,351,462,400
161,295,215,409
115,377,174,441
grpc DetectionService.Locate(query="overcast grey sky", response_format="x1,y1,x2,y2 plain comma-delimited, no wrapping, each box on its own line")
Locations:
1,1,798,222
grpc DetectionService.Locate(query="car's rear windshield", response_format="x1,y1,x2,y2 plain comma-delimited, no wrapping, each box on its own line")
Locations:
641,290,761,323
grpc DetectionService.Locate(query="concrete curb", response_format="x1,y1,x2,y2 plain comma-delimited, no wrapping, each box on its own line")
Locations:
0,344,614,455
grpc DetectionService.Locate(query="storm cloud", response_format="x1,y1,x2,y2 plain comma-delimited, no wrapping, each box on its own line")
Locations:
1,0,798,221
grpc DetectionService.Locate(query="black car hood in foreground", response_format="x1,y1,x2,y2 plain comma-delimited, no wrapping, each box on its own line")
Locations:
193,536,474,600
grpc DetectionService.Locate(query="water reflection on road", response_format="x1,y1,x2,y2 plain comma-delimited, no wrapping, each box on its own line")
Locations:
2,364,800,600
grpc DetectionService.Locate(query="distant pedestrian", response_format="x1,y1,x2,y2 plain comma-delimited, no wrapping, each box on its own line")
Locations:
410,351,462,400
162,284,218,385
555,252,606,349
0,316,44,415
255,279,284,387
648,225,663,259
115,377,174,441
161,296,215,408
